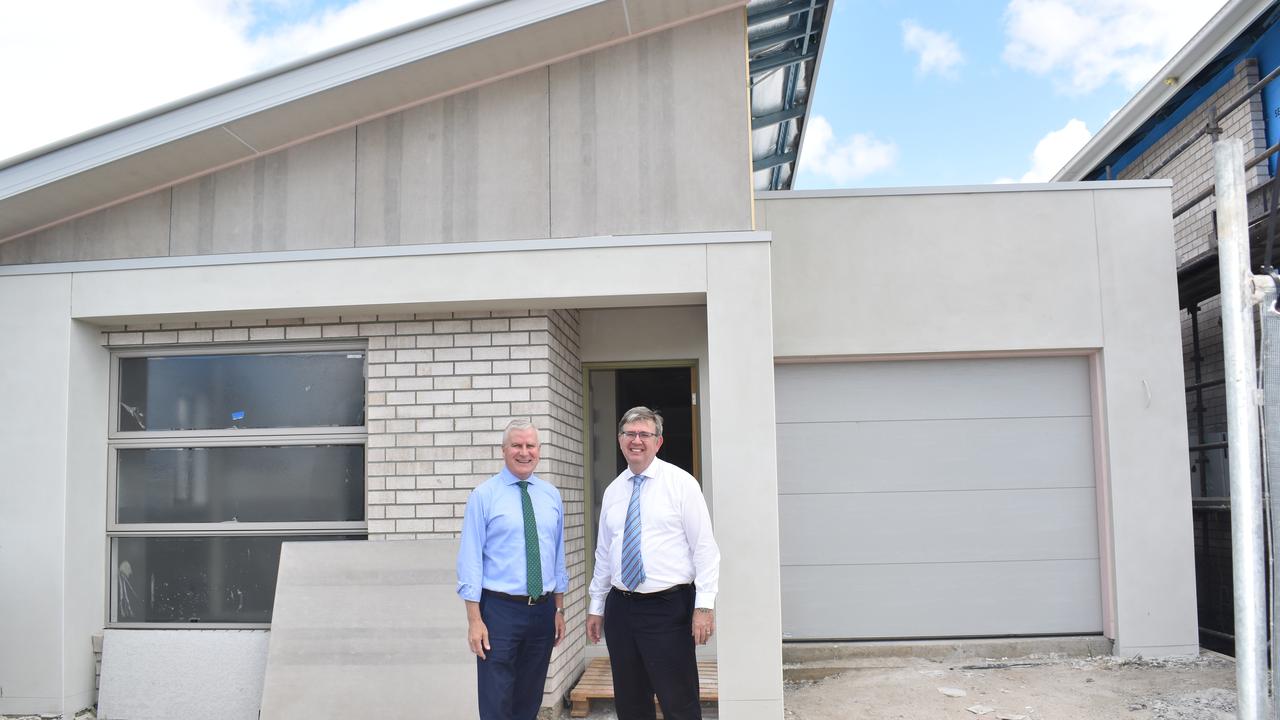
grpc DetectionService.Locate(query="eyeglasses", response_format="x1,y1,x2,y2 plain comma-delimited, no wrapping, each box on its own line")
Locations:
619,431,658,441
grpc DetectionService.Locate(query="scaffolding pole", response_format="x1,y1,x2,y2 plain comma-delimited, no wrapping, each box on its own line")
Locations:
1262,276,1280,716
1216,137,1269,720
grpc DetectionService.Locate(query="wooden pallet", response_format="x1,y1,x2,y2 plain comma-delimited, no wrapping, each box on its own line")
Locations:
568,657,718,718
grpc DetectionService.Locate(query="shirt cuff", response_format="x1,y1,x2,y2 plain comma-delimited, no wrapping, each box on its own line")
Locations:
457,583,481,603
589,594,607,615
694,591,716,610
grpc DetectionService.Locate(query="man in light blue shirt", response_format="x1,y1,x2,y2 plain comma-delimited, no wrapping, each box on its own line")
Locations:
457,419,568,720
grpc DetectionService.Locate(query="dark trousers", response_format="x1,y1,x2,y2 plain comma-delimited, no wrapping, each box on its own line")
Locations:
477,590,556,720
604,584,701,720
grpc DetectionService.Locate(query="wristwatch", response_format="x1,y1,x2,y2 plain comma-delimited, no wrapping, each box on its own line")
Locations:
555,607,565,613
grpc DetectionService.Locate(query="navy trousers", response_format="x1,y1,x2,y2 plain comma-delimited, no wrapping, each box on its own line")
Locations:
476,591,557,720
603,584,701,720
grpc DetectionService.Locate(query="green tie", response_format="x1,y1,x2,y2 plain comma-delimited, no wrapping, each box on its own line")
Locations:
518,481,543,599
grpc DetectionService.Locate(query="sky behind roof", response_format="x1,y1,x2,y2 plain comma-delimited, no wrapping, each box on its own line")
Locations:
0,0,1232,188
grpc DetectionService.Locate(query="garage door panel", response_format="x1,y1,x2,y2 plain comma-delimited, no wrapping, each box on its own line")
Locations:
780,488,1099,565
775,356,1100,640
777,416,1094,494
782,560,1103,639
775,356,1091,423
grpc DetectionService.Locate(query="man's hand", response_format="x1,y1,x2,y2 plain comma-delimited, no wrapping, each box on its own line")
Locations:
468,617,490,659
692,608,715,645
554,609,566,646
586,613,604,644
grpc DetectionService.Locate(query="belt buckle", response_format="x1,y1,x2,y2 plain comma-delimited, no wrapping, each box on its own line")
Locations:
528,595,538,606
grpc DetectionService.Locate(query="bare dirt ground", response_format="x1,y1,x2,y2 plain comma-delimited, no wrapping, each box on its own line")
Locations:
577,650,1235,719
782,652,1236,720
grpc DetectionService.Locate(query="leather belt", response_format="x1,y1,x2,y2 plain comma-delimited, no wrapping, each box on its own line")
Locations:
484,589,551,605
611,583,690,599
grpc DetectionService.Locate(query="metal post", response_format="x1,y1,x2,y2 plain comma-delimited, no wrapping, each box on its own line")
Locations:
1215,138,1268,720
1262,275,1280,715
1190,303,1209,496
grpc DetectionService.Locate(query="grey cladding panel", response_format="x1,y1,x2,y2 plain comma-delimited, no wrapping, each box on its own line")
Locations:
777,416,1095,494
98,629,269,720
260,539,477,720
782,560,1103,639
775,356,1092,423
0,192,170,265
171,130,356,255
780,488,1100,566
355,70,551,246
549,11,752,238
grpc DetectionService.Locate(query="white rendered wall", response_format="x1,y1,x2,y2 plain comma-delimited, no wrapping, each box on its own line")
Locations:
0,274,106,716
63,320,109,711
1091,188,1197,655
758,183,1197,657
706,243,783,718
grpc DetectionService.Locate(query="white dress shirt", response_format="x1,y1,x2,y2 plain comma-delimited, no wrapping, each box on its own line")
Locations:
589,456,720,614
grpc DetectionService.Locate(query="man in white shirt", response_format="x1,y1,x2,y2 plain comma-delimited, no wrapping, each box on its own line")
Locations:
586,406,719,720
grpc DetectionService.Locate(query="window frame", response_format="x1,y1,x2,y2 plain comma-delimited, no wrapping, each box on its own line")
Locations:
106,342,369,628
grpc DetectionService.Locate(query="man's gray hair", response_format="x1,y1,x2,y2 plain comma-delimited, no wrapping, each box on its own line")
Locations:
503,418,540,445
617,406,663,436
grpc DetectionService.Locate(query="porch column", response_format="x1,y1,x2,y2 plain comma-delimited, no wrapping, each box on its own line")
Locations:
705,241,783,719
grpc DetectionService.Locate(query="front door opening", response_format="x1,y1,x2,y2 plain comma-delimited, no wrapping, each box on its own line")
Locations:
584,363,699,575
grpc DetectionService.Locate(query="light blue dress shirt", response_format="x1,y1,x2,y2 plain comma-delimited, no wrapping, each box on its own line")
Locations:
457,466,569,602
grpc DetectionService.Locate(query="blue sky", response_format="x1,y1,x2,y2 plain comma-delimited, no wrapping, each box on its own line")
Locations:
796,0,1229,187
0,0,1231,187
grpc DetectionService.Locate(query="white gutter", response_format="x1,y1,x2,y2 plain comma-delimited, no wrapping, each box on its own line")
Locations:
1053,0,1273,181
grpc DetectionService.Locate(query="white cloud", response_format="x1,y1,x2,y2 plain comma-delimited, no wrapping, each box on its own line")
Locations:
1002,0,1229,94
799,115,898,185
0,0,469,162
901,20,964,77
999,118,1094,183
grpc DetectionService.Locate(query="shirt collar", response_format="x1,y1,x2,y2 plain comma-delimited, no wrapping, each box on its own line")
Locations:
628,457,661,480
500,466,538,486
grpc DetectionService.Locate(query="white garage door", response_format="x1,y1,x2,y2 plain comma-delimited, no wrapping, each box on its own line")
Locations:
776,356,1103,640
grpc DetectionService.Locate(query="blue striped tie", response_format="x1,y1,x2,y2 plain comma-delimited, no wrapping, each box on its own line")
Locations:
620,475,646,590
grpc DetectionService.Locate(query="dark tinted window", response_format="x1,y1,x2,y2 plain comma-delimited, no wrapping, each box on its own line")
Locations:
116,445,365,524
118,351,365,431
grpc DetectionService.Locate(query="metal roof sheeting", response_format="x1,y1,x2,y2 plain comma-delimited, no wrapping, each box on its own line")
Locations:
747,0,830,191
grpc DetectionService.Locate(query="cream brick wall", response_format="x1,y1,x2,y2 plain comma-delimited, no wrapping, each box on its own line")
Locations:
102,308,587,710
